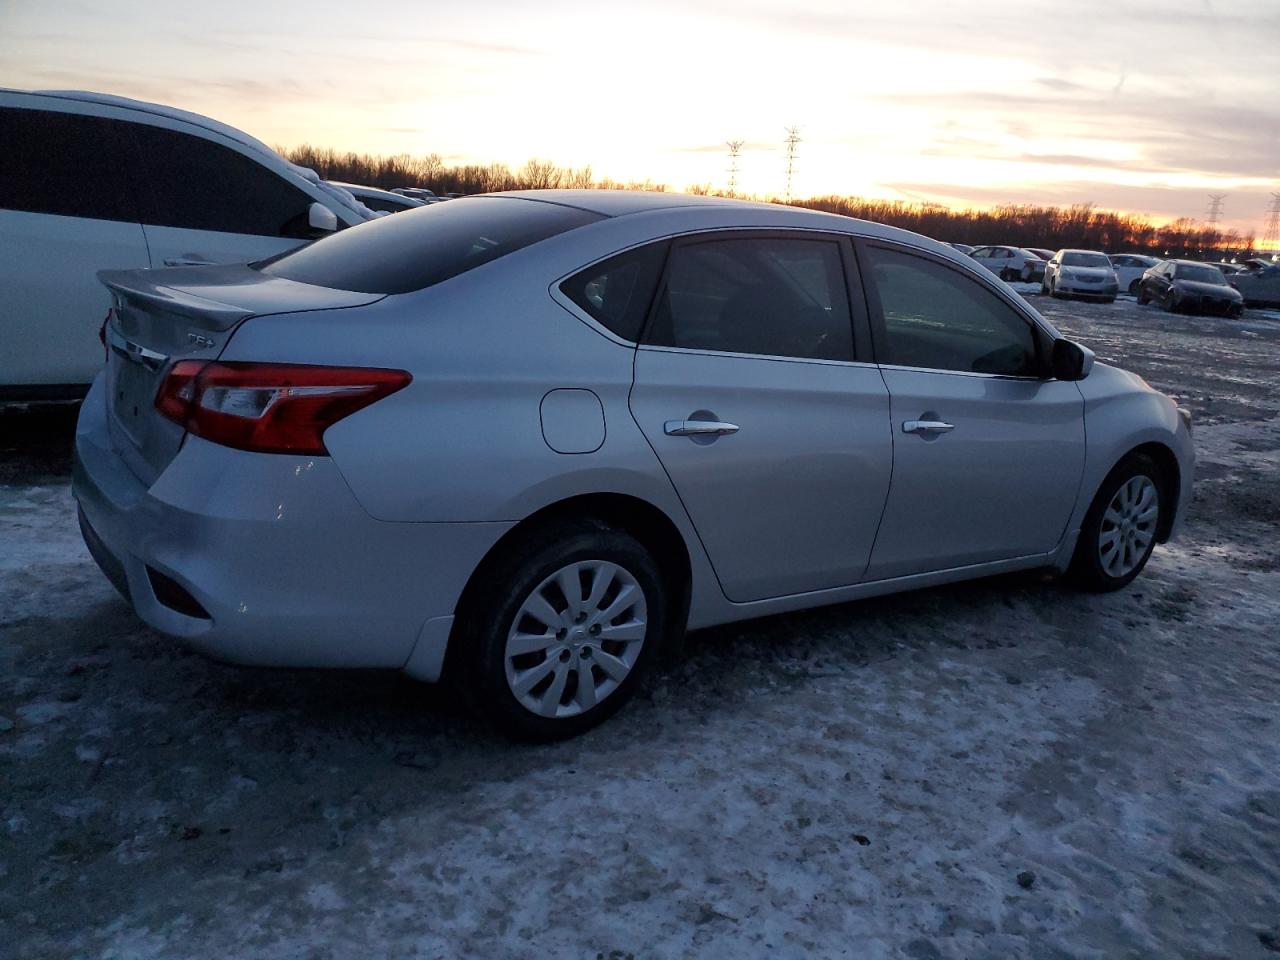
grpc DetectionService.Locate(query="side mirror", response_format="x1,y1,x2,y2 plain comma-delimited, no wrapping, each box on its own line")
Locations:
307,202,338,235
1051,338,1094,381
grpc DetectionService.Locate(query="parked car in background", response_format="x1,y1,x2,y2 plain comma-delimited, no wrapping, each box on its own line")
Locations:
1215,262,1247,277
394,187,444,203
1109,253,1159,295
1043,250,1120,302
947,242,974,255
0,88,380,401
1020,248,1055,283
1229,262,1280,308
969,245,1043,281
74,190,1193,740
1137,260,1243,316
328,181,423,214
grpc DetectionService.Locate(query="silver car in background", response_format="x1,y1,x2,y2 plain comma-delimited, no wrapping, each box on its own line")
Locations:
73,192,1194,739
1044,249,1120,302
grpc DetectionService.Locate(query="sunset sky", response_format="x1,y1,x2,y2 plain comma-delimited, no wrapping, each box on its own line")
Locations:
3,0,1278,236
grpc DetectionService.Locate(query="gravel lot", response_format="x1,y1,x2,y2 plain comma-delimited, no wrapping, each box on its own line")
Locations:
3,293,1279,960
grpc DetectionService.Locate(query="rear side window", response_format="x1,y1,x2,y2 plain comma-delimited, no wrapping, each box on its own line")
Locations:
259,197,604,294
864,245,1038,376
645,236,855,361
127,123,315,238
0,107,143,222
560,242,668,341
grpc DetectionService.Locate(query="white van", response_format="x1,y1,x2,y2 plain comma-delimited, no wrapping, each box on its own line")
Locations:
0,90,377,401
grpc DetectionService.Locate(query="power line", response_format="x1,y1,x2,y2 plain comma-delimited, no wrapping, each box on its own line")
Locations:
1262,192,1280,252
726,140,743,195
1206,193,1226,228
783,126,801,202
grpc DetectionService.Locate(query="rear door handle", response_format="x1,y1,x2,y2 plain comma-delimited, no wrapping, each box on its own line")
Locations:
163,257,216,267
902,419,954,435
665,419,740,437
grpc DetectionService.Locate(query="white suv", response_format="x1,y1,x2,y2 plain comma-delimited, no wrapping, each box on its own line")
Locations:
0,89,378,401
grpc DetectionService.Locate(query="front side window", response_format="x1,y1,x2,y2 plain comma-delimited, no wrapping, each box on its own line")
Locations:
560,242,669,341
645,236,854,362
128,123,316,238
0,107,142,222
864,245,1039,377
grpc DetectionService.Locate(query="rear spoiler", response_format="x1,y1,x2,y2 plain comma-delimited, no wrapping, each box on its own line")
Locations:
98,268,255,330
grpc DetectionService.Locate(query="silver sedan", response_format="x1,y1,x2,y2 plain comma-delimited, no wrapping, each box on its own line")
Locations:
74,191,1194,739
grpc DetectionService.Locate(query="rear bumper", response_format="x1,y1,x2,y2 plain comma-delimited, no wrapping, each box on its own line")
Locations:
72,376,511,678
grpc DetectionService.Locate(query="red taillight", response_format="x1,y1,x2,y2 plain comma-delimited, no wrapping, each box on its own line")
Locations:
155,361,411,455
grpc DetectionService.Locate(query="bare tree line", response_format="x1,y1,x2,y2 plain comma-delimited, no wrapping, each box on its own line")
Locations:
282,144,1259,259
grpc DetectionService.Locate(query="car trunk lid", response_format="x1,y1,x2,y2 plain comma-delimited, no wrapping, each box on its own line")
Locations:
98,264,384,484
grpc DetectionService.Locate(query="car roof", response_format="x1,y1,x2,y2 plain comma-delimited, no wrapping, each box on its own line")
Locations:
487,189,781,217
11,88,277,158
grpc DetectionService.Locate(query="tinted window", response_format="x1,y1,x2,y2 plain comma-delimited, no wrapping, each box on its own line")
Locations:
260,197,603,294
0,107,142,222
360,196,416,213
1061,252,1111,268
1176,264,1227,284
561,242,668,341
865,245,1039,376
127,123,314,237
646,236,854,361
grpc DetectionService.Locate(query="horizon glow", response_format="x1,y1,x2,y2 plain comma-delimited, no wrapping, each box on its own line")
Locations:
2,0,1277,238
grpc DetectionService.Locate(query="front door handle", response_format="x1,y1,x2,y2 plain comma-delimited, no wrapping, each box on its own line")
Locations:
902,419,954,435
163,257,216,267
665,419,740,437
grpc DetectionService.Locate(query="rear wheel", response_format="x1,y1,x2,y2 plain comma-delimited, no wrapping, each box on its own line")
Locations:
1069,453,1164,592
454,521,669,740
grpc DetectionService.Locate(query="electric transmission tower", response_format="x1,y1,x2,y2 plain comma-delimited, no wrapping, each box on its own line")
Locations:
1262,192,1280,254
1206,193,1226,228
783,126,801,202
726,140,743,195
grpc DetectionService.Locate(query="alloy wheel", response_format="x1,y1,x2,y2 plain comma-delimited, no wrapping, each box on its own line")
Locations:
1098,475,1159,578
504,560,648,718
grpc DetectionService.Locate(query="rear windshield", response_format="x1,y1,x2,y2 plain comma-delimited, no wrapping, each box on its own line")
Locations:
1062,252,1111,268
1176,264,1227,285
257,196,604,294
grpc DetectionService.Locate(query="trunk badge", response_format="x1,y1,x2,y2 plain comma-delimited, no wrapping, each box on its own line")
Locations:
187,333,216,349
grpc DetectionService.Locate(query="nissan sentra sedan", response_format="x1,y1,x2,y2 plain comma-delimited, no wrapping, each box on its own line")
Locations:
73,191,1195,740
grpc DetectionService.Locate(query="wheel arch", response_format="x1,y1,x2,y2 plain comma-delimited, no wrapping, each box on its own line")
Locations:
443,492,694,677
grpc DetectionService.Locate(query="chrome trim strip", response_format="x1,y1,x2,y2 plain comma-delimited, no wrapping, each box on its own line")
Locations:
106,325,168,370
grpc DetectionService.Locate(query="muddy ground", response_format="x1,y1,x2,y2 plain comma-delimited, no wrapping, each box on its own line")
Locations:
2,294,1279,960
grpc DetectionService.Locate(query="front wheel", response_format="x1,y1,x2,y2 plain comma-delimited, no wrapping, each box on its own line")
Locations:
1128,279,1141,296
1069,453,1164,592
454,521,669,740
1137,284,1150,305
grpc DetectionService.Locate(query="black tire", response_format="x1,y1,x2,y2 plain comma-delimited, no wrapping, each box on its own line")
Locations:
452,519,670,741
1069,452,1165,592
1128,279,1141,296
1049,278,1062,299
1137,284,1150,305
1163,289,1179,313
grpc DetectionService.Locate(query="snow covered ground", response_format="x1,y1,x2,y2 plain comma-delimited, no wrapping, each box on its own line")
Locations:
2,294,1279,959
